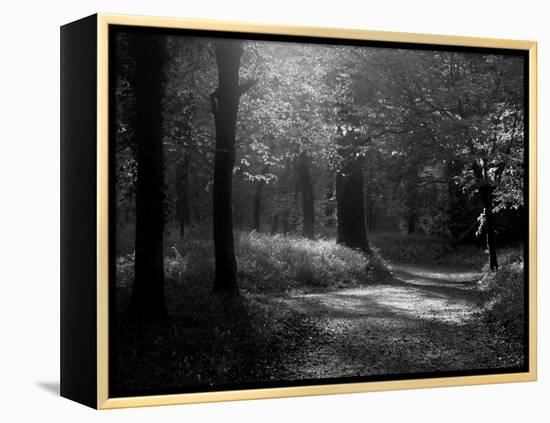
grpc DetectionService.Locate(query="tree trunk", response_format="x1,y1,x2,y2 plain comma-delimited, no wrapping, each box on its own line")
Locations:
253,165,269,231
210,40,243,293
175,151,190,238
473,161,498,272
130,34,167,319
252,182,263,231
271,213,279,234
324,177,336,227
336,157,370,253
479,184,498,271
282,209,290,234
297,153,315,239
366,201,376,232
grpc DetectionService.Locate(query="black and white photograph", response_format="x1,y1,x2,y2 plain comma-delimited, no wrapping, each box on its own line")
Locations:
110,26,529,397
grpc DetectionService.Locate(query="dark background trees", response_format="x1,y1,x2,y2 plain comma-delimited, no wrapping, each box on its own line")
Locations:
129,33,167,319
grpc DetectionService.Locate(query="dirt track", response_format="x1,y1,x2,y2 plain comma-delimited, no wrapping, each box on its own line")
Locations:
270,264,522,379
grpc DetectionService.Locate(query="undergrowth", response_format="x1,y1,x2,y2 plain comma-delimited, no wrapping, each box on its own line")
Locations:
113,281,324,395
116,230,390,293
112,230,525,393
476,249,525,353
371,232,486,268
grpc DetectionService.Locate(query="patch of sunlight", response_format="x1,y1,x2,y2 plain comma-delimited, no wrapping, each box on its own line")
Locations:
371,288,475,323
303,294,371,311
281,286,476,325
322,318,354,335
347,286,476,323
391,264,481,286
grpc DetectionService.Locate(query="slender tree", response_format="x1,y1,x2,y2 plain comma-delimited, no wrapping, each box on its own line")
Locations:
474,162,498,271
448,55,524,271
297,152,315,239
130,33,167,318
252,164,270,231
335,132,370,253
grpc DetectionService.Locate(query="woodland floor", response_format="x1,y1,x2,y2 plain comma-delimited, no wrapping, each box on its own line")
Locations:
112,258,524,396
262,263,522,379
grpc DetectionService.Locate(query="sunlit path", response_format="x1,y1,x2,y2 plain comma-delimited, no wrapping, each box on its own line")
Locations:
268,263,518,380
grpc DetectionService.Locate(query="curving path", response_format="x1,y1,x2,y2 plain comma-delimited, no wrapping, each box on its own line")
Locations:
269,263,522,380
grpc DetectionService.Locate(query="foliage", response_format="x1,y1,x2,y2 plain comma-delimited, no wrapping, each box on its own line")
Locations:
115,252,135,288
477,248,525,343
115,250,187,288
236,231,387,291
117,229,391,292
371,232,487,268
114,34,525,251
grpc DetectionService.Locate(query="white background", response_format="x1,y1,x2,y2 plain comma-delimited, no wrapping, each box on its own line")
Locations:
0,0,546,421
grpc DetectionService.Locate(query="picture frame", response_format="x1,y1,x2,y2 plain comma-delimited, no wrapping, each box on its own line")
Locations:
60,13,537,409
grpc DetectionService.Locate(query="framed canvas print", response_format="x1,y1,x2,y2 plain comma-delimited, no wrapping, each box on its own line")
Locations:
60,13,537,409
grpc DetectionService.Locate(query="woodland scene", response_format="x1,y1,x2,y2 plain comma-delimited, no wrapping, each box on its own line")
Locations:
111,28,527,396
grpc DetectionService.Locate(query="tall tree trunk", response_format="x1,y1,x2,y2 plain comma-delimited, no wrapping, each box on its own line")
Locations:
479,185,498,271
175,151,190,238
366,200,376,232
297,153,315,239
130,34,167,318
336,157,370,253
324,177,336,227
402,175,418,235
252,181,264,231
210,40,243,293
473,161,498,272
271,213,279,234
282,209,290,235
253,165,269,231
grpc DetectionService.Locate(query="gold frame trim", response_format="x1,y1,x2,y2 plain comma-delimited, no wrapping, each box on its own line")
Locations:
95,13,537,409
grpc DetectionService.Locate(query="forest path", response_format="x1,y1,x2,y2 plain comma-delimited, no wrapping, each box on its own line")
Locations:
269,263,517,379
